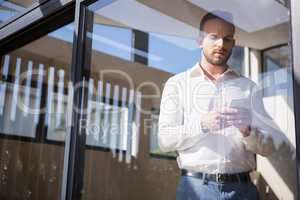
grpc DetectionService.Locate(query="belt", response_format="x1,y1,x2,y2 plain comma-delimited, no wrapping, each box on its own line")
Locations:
181,169,251,183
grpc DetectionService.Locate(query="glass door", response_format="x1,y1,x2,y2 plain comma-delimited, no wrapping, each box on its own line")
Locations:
74,0,296,200
0,22,75,200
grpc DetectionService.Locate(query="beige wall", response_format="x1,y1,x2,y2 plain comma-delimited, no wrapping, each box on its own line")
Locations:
250,49,297,200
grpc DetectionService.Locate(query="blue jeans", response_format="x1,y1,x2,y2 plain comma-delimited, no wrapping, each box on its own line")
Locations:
176,175,259,200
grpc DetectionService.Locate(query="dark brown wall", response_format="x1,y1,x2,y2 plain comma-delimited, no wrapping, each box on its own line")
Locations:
0,139,64,200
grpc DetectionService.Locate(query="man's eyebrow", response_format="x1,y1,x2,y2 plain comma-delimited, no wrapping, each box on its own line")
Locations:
209,33,218,35
208,34,234,39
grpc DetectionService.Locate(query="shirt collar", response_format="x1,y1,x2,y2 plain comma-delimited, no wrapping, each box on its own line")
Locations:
189,62,241,82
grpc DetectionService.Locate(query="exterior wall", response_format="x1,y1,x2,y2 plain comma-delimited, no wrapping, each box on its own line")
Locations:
250,49,297,200
0,139,65,200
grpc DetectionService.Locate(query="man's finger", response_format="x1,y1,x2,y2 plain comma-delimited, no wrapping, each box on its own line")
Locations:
220,114,250,121
220,107,238,115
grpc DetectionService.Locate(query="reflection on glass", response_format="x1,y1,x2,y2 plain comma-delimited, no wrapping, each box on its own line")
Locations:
262,45,293,97
1,55,9,77
110,85,120,157
87,78,94,127
0,82,37,138
45,67,55,126
10,57,21,122
0,54,10,115
102,82,111,144
82,1,295,200
132,91,141,157
56,69,65,128
0,21,74,199
148,33,200,74
23,60,33,116
34,63,44,124
259,44,295,199
0,0,37,25
264,45,291,71
228,46,245,75
149,109,177,158
148,32,245,75
187,0,289,32
46,92,69,142
118,87,127,162
86,102,127,147
126,89,135,163
94,80,103,131
84,81,141,163
89,24,132,61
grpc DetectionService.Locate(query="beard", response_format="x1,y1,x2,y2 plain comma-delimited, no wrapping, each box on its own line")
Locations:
203,50,232,66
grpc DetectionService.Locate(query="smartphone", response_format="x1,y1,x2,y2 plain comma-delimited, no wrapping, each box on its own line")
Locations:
229,98,248,109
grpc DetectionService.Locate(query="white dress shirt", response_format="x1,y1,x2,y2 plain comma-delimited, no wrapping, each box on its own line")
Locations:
158,63,275,174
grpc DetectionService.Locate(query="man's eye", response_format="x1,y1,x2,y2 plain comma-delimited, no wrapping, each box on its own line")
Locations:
208,35,218,40
224,38,234,42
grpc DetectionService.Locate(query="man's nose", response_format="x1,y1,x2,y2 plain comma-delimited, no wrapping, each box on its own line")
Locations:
215,38,225,46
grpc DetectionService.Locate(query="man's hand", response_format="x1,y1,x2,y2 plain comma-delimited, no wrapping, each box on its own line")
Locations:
239,126,251,137
220,107,252,137
201,109,232,132
201,107,252,136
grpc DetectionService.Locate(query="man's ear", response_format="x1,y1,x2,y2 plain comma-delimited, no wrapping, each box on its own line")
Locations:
197,33,205,48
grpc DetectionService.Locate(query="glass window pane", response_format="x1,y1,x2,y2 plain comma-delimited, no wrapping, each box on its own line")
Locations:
79,1,295,200
89,23,132,61
260,43,295,199
148,32,245,75
228,46,245,75
148,33,200,74
0,22,74,199
0,0,37,25
263,45,291,71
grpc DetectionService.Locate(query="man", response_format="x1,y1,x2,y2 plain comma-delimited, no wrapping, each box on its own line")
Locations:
158,11,276,200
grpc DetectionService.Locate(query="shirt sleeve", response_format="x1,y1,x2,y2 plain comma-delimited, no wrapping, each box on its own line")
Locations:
243,83,278,156
158,77,208,152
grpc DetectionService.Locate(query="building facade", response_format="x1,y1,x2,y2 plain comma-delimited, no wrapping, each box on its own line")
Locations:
0,0,300,199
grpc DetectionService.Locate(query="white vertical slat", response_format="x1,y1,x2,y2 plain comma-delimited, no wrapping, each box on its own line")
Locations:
0,55,10,115
131,91,142,157
126,89,135,164
110,85,119,158
34,64,44,124
2,55,10,78
10,57,21,121
95,81,103,142
118,87,127,162
102,82,111,144
56,69,65,127
45,67,55,126
244,47,250,78
66,81,74,128
23,60,33,116
60,84,72,200
86,78,94,131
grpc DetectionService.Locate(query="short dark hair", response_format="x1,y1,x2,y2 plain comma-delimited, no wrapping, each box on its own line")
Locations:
200,12,235,32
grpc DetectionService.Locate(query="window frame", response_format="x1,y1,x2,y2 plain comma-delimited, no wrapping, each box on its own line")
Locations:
0,1,77,200
290,0,300,197
0,0,49,30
